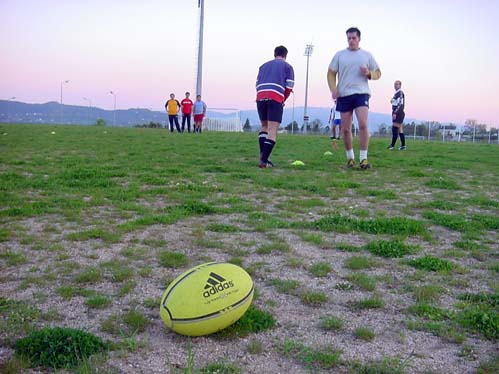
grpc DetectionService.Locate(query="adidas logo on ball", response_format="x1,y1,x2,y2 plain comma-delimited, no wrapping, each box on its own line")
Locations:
203,272,234,298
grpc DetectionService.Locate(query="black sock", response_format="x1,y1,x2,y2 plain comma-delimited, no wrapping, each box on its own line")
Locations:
400,133,405,146
391,126,399,146
258,131,268,159
261,139,275,163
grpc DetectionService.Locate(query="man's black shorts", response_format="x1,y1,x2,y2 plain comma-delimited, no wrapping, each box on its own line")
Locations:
336,94,370,113
393,111,405,124
257,99,283,123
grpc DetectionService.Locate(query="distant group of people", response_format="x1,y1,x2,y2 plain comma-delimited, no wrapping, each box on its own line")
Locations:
255,26,406,169
165,92,207,133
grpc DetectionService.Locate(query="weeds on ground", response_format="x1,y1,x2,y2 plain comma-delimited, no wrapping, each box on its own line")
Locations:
355,326,375,342
279,339,342,370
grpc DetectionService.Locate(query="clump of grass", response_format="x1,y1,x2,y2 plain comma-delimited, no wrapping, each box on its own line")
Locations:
143,297,159,309
366,239,419,258
85,294,111,309
320,316,343,331
117,280,136,297
200,361,241,374
100,314,121,335
216,305,275,338
351,296,384,310
0,251,27,266
158,251,188,268
344,255,377,270
309,262,332,277
227,257,243,266
406,320,465,344
354,326,375,341
0,298,41,342
269,279,300,294
407,303,452,321
477,356,499,374
297,232,324,246
120,247,147,260
457,293,499,308
425,178,460,190
346,273,376,291
336,242,362,252
256,241,290,254
301,291,328,306
206,223,240,232
123,309,150,334
348,357,408,374
247,339,264,354
423,211,476,232
456,306,499,340
15,327,107,369
488,263,499,274
413,285,445,303
99,261,133,282
286,256,303,268
74,267,102,283
407,255,455,272
279,339,342,370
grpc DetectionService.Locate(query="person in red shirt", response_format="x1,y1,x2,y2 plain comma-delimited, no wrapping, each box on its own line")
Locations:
180,92,194,133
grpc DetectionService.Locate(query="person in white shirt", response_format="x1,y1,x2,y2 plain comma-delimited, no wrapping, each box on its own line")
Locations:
327,27,381,169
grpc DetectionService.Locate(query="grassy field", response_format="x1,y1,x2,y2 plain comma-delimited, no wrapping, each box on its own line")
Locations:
0,123,498,373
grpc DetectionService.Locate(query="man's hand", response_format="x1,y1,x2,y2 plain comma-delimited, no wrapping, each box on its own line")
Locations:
332,88,339,100
360,66,369,77
392,114,396,120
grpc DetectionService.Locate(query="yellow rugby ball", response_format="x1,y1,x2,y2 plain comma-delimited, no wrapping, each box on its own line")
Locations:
160,262,254,336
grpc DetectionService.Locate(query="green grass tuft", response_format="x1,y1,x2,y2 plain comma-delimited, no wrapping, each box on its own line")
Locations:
158,251,189,268
407,255,455,272
366,239,419,258
15,327,107,369
354,326,375,341
320,316,343,331
309,262,332,277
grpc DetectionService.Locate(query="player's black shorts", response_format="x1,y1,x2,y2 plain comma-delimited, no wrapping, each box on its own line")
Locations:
257,99,283,123
393,111,405,124
336,94,370,113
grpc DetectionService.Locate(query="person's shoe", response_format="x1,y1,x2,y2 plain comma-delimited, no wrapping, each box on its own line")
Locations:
399,146,406,150
258,161,273,168
387,145,394,150
360,159,371,170
347,159,355,168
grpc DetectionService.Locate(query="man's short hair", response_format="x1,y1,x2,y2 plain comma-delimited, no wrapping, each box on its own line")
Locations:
274,45,288,58
346,27,361,37
395,80,402,86
185,92,190,95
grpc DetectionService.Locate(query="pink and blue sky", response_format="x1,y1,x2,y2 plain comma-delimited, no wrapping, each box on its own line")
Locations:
1,0,498,125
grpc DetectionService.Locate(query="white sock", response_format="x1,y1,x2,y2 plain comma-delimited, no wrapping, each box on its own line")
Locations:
360,150,368,161
346,149,354,160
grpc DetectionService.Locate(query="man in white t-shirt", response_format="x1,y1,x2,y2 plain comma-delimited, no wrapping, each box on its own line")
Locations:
327,27,381,169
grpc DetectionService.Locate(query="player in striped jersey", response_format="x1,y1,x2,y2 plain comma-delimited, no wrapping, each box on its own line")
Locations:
255,45,295,168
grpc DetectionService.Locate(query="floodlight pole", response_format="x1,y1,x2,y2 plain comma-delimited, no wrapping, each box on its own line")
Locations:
60,80,69,124
196,0,205,97
303,44,314,134
110,91,116,126
7,96,16,122
83,97,92,124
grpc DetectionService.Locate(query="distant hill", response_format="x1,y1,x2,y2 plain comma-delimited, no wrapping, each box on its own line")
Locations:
0,100,428,132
